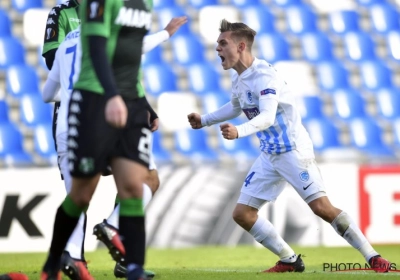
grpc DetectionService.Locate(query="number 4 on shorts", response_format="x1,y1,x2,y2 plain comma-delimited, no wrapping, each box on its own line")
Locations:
244,171,255,187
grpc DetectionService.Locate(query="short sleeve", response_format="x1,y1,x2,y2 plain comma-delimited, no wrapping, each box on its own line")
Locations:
81,0,114,38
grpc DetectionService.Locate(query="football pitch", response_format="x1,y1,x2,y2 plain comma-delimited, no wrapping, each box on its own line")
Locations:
0,245,399,279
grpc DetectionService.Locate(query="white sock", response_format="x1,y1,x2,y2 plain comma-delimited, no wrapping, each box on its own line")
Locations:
331,211,378,262
65,213,86,260
107,204,120,229
106,183,153,229
143,183,153,209
249,216,296,263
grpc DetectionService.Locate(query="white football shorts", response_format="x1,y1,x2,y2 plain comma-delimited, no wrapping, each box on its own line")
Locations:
238,148,326,208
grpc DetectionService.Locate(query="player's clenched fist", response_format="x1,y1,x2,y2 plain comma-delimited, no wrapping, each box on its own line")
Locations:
187,113,202,129
105,95,128,128
220,123,238,140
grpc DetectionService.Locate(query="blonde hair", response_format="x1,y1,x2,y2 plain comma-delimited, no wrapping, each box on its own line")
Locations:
219,19,256,49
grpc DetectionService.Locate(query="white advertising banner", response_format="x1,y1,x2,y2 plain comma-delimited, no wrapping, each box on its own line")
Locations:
0,168,116,253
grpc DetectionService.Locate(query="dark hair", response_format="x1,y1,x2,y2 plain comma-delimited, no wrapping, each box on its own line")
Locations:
219,19,256,49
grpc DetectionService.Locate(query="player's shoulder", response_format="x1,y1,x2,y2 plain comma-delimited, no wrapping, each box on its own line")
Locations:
47,0,78,17
252,58,277,76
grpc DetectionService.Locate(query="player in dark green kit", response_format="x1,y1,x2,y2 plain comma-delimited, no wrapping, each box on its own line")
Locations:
41,0,154,280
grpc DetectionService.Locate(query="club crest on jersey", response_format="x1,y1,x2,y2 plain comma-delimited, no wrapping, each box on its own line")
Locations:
299,171,309,182
260,88,276,96
246,91,253,103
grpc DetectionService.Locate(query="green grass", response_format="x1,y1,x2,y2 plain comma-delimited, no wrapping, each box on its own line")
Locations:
1,245,399,279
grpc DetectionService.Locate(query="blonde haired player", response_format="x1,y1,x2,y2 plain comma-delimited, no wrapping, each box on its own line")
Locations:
188,19,391,273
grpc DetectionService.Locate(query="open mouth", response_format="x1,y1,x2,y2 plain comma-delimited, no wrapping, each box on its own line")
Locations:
219,55,225,63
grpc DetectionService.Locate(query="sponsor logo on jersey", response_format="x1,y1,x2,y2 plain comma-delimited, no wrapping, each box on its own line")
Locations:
47,18,55,24
243,107,260,120
49,8,57,15
246,90,253,103
260,88,276,95
65,30,80,40
69,18,80,23
115,7,152,29
299,171,309,182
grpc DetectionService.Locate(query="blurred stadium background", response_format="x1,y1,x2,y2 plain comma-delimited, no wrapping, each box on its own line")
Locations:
0,0,399,255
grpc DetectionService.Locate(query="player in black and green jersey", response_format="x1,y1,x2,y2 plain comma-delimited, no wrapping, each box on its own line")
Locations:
42,0,80,149
41,0,156,279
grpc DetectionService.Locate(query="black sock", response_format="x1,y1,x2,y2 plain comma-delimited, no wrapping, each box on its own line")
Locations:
49,205,80,261
80,213,87,261
119,216,145,266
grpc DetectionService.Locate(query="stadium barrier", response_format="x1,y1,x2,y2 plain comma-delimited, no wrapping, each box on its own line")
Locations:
0,164,399,253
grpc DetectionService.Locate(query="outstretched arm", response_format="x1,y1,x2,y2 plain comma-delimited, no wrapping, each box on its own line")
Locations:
142,16,187,54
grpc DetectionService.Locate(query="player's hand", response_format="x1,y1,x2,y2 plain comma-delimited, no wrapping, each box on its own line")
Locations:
105,95,128,128
188,113,202,129
150,118,159,132
164,16,188,37
220,123,238,140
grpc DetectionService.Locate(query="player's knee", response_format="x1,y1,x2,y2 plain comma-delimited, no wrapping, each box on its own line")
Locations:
309,198,337,222
232,206,251,228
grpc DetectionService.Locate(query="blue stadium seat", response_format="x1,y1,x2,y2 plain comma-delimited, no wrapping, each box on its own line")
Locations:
151,131,171,162
170,35,205,65
356,0,388,6
174,129,218,161
11,0,43,13
257,32,291,63
368,3,400,34
348,117,394,156
142,46,163,66
242,6,275,34
315,61,350,91
329,10,360,35
359,60,392,90
157,7,190,35
386,31,400,61
0,9,11,36
393,118,400,147
218,130,259,159
33,123,57,165
0,37,25,69
300,32,334,62
303,118,342,151
228,0,263,7
332,89,367,120
187,0,218,9
376,87,400,120
0,100,9,123
202,91,231,113
6,64,40,98
285,5,318,35
153,0,178,9
343,32,376,61
186,63,221,94
20,94,53,127
143,63,178,97
0,123,32,166
271,0,303,7
297,95,324,122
